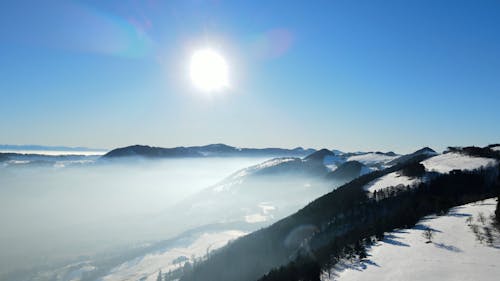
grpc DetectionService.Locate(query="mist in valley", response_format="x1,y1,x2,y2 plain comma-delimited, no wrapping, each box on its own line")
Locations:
0,157,274,278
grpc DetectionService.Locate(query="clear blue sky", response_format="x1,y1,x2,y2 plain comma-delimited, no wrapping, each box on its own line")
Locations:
1,0,499,153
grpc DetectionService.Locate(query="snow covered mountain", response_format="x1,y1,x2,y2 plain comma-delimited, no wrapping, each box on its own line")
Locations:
173,148,385,227
172,155,335,227
15,145,498,281
177,145,500,281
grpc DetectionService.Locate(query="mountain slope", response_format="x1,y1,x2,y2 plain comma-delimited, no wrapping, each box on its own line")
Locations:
328,198,500,281
386,147,437,166
326,161,370,185
179,147,499,281
364,150,495,193
168,155,334,228
421,152,497,174
345,152,399,169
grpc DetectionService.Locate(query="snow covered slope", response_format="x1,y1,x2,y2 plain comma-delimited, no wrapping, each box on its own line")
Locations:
422,152,497,174
327,198,500,281
364,171,420,193
347,153,399,168
364,152,497,193
100,230,245,281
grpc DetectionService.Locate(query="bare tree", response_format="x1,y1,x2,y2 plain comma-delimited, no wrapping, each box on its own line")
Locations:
477,212,486,225
423,227,434,243
466,216,473,226
484,227,494,246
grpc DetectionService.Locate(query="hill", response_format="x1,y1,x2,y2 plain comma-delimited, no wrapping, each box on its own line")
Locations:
177,146,499,281
328,198,500,281
102,144,315,159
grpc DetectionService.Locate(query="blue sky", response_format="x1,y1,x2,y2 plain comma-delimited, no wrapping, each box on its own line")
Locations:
1,0,499,153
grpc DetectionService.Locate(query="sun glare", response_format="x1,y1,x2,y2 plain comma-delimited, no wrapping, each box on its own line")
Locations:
189,48,229,92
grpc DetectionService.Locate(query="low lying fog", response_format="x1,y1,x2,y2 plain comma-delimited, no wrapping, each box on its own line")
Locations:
0,157,269,276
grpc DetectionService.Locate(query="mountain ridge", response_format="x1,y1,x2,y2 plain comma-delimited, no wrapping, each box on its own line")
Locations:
102,144,316,159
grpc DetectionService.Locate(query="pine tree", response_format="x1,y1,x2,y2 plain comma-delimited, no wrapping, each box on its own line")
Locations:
156,270,162,281
354,241,367,260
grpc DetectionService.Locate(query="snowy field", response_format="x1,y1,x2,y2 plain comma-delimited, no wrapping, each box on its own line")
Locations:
100,230,245,281
326,198,500,281
364,171,420,192
422,152,497,174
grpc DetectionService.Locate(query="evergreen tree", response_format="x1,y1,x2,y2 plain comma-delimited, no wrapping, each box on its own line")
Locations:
157,270,162,281
354,241,367,260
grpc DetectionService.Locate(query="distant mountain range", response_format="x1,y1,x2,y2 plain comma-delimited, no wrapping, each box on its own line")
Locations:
0,144,106,152
102,144,316,159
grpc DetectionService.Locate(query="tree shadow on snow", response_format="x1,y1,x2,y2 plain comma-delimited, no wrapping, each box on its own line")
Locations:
445,212,472,218
433,242,462,253
383,234,410,247
413,224,442,233
472,202,495,206
333,258,381,274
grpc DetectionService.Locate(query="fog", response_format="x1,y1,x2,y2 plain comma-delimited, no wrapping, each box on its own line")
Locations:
0,157,270,277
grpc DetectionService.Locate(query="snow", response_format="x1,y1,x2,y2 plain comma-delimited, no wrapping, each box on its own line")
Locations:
491,146,500,152
422,153,497,174
364,172,420,192
212,157,298,192
245,202,276,223
257,157,297,169
347,153,398,167
326,198,500,281
99,230,245,281
62,263,96,281
362,152,497,193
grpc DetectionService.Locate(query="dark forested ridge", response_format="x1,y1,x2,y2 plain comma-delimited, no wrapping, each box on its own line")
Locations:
102,144,315,159
0,153,8,162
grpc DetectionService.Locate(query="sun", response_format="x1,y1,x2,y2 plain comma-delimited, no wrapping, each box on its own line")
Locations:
189,48,229,92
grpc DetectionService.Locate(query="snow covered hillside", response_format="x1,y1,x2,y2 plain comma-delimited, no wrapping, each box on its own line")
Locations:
422,152,497,173
346,153,399,168
326,198,500,281
364,152,498,193
490,145,500,152
99,230,245,281
364,171,420,193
